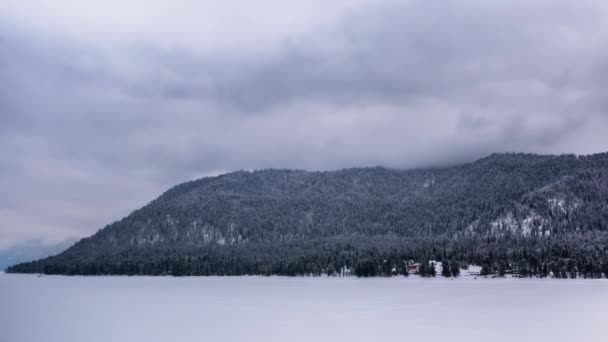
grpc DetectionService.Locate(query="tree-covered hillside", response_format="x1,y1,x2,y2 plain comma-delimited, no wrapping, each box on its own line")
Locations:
8,153,608,278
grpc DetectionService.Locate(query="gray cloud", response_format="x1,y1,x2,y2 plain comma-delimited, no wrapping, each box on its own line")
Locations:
2,0,608,248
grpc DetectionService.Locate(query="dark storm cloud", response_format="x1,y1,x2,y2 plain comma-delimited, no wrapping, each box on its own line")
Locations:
127,1,607,112
2,0,608,248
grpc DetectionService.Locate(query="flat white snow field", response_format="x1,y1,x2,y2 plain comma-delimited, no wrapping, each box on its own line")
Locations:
1,273,607,342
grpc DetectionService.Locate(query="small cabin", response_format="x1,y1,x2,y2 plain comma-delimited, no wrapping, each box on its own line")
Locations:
407,260,420,274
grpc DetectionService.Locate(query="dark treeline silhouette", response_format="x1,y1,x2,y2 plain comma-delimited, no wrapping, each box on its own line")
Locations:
7,152,608,278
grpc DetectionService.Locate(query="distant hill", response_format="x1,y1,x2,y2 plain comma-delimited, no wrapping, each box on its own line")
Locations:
1,239,77,272
8,153,608,278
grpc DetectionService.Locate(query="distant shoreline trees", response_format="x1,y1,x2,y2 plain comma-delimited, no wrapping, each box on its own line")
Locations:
7,235,608,279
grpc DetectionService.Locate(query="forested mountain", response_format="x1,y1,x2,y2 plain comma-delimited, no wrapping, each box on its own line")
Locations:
8,153,608,278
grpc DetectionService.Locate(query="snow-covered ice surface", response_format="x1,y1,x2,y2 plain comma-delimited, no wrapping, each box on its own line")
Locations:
1,274,607,342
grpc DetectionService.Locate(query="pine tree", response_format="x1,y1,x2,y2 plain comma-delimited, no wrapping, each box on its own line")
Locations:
518,258,529,277
429,262,437,277
450,260,461,277
498,260,507,277
418,261,427,277
480,261,493,276
441,260,451,277
354,258,377,277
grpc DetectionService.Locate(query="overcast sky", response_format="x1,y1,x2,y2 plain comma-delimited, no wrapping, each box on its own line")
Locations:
2,0,608,250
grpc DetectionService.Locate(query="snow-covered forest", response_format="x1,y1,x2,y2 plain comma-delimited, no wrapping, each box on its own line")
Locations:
8,153,608,278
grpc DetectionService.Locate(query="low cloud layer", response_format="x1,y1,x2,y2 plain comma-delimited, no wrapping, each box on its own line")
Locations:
2,0,608,249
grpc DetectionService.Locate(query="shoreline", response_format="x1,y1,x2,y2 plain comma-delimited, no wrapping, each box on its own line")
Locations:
3,272,606,281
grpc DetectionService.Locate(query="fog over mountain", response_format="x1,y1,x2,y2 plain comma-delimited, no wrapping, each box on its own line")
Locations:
2,1,608,251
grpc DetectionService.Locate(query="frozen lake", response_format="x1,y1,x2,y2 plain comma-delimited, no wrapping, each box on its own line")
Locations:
1,273,607,342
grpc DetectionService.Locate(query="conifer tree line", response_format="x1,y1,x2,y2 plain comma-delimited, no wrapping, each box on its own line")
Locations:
9,234,608,278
